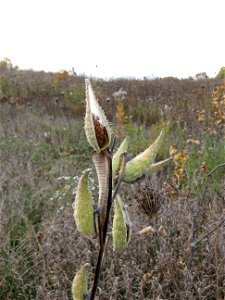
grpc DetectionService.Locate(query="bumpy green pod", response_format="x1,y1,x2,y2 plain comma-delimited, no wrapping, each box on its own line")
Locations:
92,151,109,231
112,195,130,250
123,130,165,183
112,137,129,184
72,263,90,300
149,157,172,173
84,79,111,152
74,170,95,239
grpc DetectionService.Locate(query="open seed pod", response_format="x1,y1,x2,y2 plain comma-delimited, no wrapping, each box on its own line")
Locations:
92,151,110,232
84,79,111,152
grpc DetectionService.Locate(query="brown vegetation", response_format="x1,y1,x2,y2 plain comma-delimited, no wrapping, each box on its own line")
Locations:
0,66,224,299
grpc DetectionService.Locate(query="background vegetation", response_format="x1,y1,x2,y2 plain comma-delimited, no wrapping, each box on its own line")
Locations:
0,59,224,299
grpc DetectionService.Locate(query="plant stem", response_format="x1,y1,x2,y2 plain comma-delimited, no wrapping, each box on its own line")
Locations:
187,163,225,269
89,150,113,300
89,244,105,300
192,216,225,247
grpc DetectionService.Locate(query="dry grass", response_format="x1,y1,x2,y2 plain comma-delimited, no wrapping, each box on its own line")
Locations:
0,72,224,299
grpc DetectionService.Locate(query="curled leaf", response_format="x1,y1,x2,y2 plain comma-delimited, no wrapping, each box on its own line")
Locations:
112,195,131,250
157,224,168,237
123,130,165,183
74,170,95,239
84,79,111,152
138,225,154,235
72,263,90,300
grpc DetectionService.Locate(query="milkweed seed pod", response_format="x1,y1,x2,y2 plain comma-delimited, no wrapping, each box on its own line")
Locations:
74,170,95,239
92,151,110,231
123,130,165,183
85,79,112,152
112,195,131,250
112,137,129,185
72,263,90,300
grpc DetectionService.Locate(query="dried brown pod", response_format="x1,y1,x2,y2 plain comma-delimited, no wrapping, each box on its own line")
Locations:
134,176,167,218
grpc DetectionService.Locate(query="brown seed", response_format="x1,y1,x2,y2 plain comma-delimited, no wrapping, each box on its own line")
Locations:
92,114,109,148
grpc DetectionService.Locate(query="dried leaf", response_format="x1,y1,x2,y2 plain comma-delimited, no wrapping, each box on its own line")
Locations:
138,225,154,235
157,225,168,237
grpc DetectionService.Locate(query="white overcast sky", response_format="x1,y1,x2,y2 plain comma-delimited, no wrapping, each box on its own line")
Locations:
0,0,224,79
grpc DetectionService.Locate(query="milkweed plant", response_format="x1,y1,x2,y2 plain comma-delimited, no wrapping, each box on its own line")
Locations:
72,79,171,300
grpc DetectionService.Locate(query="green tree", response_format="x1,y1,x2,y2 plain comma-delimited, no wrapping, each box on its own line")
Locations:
216,66,225,78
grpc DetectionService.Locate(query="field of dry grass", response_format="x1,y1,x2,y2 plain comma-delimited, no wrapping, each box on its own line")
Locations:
0,69,224,299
